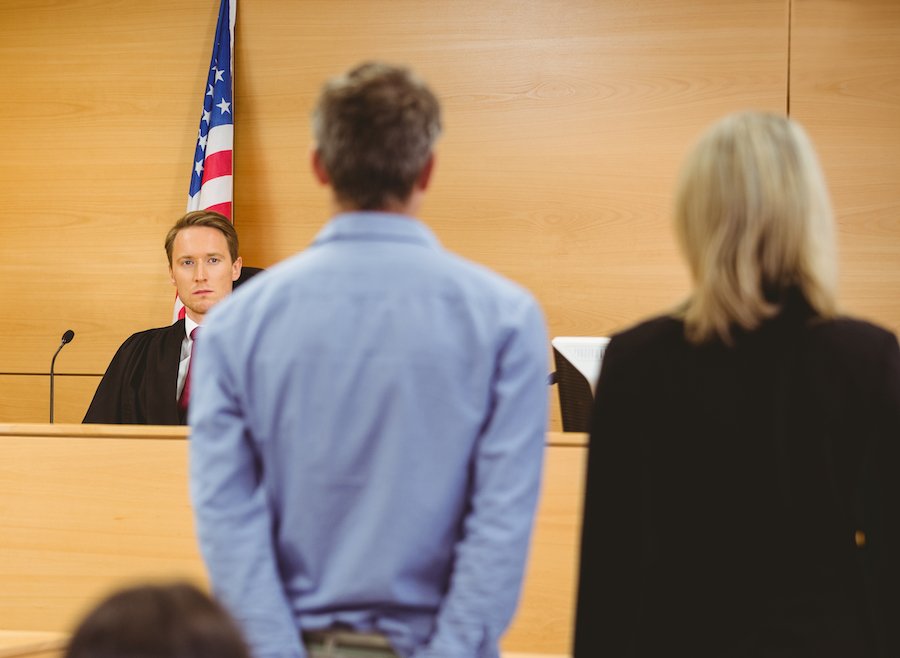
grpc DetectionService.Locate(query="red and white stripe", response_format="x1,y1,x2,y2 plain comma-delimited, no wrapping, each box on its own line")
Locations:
187,123,233,220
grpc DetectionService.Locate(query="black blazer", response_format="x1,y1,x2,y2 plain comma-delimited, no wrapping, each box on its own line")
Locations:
83,319,185,425
81,267,265,425
574,299,900,657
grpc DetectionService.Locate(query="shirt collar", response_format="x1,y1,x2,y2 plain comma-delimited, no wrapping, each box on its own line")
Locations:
184,315,200,341
312,212,442,250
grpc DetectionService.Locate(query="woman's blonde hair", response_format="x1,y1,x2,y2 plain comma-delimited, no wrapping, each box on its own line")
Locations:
674,111,838,344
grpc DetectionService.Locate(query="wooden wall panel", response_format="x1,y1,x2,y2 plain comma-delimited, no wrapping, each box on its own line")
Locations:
790,0,900,333
0,0,220,376
0,375,100,424
1,1,787,427
233,0,787,340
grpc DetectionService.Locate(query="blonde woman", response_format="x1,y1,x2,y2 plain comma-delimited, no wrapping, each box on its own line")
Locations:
574,112,899,657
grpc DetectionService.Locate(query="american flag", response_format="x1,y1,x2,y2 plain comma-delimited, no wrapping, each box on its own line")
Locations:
187,0,235,218
177,0,235,320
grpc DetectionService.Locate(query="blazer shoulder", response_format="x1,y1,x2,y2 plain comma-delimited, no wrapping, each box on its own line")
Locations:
812,315,896,343
102,321,184,384
118,320,184,349
806,316,899,364
608,314,684,356
595,315,686,389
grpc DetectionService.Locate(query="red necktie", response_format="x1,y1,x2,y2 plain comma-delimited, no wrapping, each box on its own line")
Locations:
178,327,199,414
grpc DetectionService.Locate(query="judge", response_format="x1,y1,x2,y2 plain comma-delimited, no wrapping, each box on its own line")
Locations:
83,210,242,425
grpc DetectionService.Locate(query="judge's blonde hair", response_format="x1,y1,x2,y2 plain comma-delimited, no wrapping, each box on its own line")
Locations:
674,112,838,344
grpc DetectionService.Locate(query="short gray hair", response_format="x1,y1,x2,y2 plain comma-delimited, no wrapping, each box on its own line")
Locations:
312,62,442,210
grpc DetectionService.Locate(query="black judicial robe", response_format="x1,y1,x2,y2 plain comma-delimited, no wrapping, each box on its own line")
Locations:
83,319,185,425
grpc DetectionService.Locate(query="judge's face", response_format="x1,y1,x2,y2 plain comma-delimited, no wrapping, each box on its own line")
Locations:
169,226,242,323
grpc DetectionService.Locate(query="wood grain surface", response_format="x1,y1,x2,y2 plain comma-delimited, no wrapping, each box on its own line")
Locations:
0,376,100,424
1,0,800,425
790,0,900,334
0,426,583,653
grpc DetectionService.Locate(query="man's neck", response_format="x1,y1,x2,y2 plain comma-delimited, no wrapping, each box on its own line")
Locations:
332,192,422,217
185,310,205,326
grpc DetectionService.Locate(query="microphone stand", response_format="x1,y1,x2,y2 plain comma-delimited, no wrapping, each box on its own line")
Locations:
50,330,75,423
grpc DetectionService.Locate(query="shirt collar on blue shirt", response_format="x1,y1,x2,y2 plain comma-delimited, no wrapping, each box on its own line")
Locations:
313,212,442,250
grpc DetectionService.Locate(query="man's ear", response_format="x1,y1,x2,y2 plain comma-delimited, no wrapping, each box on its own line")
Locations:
169,267,176,286
312,148,330,185
416,154,435,192
231,256,243,282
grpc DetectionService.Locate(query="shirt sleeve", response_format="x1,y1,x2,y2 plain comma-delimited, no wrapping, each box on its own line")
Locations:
188,323,307,658
414,296,549,658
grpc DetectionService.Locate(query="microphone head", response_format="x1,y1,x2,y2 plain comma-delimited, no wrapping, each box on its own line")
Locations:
61,329,75,344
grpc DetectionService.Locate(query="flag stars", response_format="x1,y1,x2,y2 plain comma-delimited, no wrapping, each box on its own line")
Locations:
206,84,214,97
194,159,204,177
212,66,225,83
198,134,208,150
203,110,211,125
216,98,231,115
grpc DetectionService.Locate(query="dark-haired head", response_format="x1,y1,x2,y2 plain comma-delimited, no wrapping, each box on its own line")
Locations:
312,61,442,211
65,582,250,658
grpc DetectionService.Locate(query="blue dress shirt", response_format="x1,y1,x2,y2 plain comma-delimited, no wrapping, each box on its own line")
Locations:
189,212,548,658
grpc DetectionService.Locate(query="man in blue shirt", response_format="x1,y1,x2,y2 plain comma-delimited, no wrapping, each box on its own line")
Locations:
189,62,549,658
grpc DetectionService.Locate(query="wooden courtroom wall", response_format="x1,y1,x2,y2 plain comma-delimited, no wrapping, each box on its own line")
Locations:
0,3,897,407
0,0,900,421
790,0,900,328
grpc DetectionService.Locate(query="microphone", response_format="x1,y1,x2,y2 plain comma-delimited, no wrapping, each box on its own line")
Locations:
50,329,76,423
